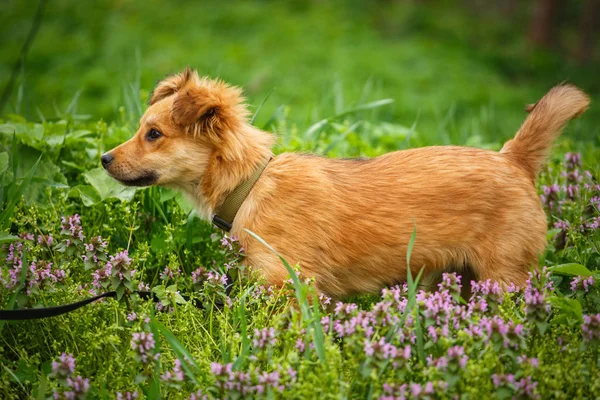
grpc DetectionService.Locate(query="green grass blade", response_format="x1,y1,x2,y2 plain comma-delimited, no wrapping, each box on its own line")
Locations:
250,87,275,126
152,319,200,384
0,154,42,229
403,223,426,364
149,194,169,224
233,286,254,370
304,98,394,139
245,229,326,364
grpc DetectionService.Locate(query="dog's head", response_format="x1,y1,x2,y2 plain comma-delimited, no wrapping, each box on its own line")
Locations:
102,68,250,190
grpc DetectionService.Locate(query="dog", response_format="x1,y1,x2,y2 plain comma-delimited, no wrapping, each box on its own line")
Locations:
102,68,589,299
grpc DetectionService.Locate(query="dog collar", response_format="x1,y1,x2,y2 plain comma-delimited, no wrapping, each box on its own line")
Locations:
212,157,271,232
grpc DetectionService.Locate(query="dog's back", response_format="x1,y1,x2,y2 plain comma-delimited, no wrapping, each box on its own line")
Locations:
238,85,590,298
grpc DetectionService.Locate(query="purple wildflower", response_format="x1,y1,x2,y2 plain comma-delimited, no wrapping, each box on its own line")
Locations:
116,392,139,400
160,265,180,280
65,376,90,399
517,355,540,368
515,376,539,398
565,152,581,170
540,184,560,212
571,276,595,292
131,332,156,363
191,267,207,284
189,390,208,400
207,270,228,286
252,327,277,349
38,234,54,246
296,338,305,353
161,359,184,383
582,314,600,342
492,373,516,388
52,352,76,378
258,371,285,392
61,214,85,241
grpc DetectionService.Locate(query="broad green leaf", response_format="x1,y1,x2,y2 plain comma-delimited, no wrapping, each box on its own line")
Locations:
175,192,194,214
84,167,136,202
159,188,177,202
548,263,593,277
68,185,102,206
0,232,19,244
549,296,583,326
0,152,8,175
546,228,561,241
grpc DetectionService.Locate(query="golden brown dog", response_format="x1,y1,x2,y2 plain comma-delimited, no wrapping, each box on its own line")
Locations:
102,68,589,298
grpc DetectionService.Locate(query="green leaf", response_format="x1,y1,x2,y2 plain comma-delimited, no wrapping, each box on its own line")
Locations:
159,188,177,203
549,297,583,325
0,152,8,175
0,232,20,244
546,228,561,241
151,285,166,298
116,284,126,301
548,263,592,277
30,177,70,188
84,168,136,202
61,160,87,172
68,185,102,206
173,292,187,305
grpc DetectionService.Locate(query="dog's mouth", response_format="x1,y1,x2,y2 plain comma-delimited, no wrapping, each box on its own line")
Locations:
114,172,158,187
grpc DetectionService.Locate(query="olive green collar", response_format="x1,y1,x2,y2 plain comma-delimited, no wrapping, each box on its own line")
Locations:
212,158,271,232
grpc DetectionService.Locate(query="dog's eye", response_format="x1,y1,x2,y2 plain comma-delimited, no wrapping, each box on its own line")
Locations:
146,129,162,141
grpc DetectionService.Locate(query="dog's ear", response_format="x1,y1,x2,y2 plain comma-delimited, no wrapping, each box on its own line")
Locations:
171,78,248,138
149,67,196,105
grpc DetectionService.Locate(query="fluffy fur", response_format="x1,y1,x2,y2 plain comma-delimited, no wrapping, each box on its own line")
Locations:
103,69,590,298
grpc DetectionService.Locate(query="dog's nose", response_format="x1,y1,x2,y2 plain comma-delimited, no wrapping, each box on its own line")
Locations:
101,153,114,169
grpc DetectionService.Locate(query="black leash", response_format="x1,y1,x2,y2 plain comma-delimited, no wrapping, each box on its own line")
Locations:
0,274,233,321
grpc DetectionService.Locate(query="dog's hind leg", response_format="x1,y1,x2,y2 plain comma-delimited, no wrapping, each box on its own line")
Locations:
470,251,533,291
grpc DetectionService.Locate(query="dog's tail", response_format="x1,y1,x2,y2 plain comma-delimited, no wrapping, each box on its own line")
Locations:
500,84,590,179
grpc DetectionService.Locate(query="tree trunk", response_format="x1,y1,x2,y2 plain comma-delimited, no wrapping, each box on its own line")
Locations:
576,0,599,63
529,0,562,48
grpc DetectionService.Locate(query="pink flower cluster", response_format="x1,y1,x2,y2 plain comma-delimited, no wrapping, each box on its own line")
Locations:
51,353,90,400
210,362,295,396
207,270,228,286
161,359,184,383
252,327,277,349
582,314,600,342
61,214,85,242
2,236,65,293
570,276,595,292
92,250,134,288
131,331,156,364
379,381,448,400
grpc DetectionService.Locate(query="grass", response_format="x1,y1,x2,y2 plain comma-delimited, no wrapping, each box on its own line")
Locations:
0,1,599,398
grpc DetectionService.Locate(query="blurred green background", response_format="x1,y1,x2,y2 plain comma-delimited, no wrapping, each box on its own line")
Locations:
1,0,599,145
